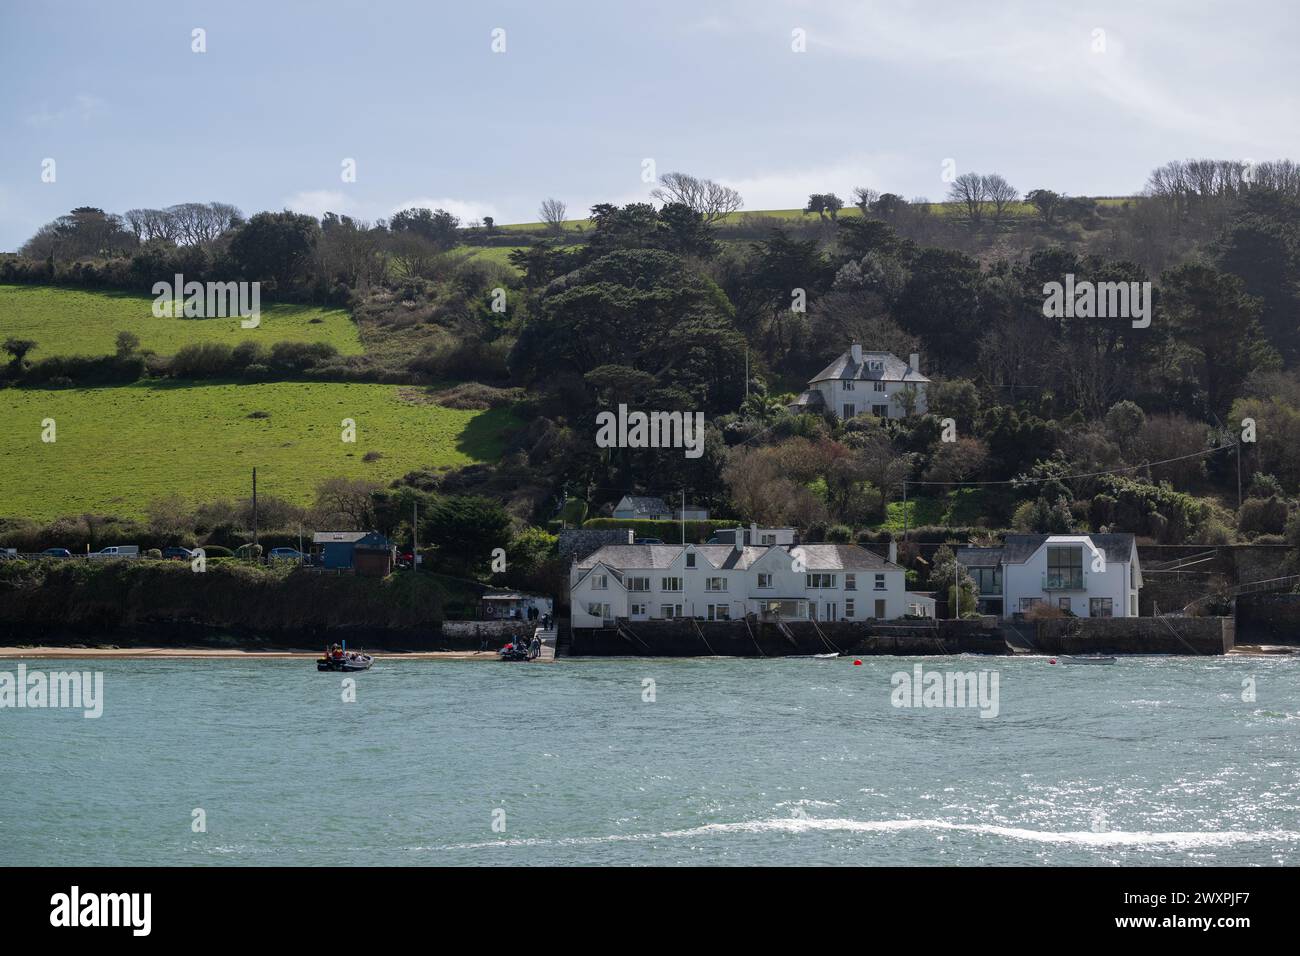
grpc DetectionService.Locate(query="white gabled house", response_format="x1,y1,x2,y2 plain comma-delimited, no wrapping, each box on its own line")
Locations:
789,343,929,421
570,540,907,628
956,533,1142,619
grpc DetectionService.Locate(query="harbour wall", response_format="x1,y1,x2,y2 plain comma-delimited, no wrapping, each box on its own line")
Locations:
567,620,1008,657
1031,617,1232,655
1234,594,1300,646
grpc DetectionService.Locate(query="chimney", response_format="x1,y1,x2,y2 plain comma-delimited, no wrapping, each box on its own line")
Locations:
733,528,744,554
888,540,898,564
909,352,920,374
750,521,758,545
850,342,863,365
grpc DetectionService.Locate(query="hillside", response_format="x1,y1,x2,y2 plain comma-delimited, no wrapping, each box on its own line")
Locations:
0,381,518,520
0,284,361,359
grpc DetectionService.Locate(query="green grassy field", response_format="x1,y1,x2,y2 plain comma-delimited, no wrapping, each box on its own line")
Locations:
495,197,1138,232
0,284,363,360
0,382,518,520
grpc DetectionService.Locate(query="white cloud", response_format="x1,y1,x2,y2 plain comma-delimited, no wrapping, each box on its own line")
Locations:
25,93,107,127
283,190,352,219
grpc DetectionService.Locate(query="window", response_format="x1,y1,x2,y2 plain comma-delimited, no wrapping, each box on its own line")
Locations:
845,573,856,591
806,573,837,588
874,573,886,591
1047,546,1083,589
760,534,776,546
1019,597,1043,611
1131,595,1137,616
705,577,727,592
659,604,682,619
586,602,609,617
1090,597,1113,618
868,360,882,371
630,603,647,617
1058,597,1071,611
874,381,886,392
708,604,731,621
872,404,889,417
626,577,649,592
685,553,696,568
843,404,856,418
971,567,1001,594
845,598,855,618
842,380,855,391
591,573,608,590
661,577,682,592
757,572,773,589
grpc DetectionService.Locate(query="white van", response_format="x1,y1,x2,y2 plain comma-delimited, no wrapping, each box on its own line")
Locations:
90,545,140,560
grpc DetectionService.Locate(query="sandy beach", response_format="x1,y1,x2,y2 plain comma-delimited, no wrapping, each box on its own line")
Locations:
0,646,500,660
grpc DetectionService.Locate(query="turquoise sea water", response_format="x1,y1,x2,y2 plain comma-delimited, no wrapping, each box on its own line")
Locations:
1,654,1297,866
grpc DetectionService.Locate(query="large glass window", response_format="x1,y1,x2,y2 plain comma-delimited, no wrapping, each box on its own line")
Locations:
1090,597,1113,617
1047,546,1083,589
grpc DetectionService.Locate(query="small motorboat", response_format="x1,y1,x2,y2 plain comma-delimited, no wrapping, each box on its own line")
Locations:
1060,655,1117,665
316,643,374,671
498,641,534,662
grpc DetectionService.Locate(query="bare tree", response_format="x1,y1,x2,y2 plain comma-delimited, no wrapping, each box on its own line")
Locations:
650,171,742,224
538,198,568,235
851,186,879,215
981,174,1019,222
947,173,988,222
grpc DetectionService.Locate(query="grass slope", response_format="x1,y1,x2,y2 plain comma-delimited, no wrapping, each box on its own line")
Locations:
0,382,518,520
0,284,363,360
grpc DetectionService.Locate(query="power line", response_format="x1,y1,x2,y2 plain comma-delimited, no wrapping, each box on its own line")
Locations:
903,444,1230,488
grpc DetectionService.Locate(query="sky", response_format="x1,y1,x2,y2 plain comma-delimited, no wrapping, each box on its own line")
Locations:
1,0,1297,251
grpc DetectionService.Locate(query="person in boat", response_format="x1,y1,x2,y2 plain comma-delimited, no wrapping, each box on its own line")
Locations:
331,644,344,661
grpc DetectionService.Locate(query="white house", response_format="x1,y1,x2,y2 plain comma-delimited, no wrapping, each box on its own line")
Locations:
611,495,709,521
570,540,907,628
707,525,798,547
956,534,1142,619
789,344,929,420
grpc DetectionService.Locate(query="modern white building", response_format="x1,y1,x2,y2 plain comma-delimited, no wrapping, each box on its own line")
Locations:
789,344,929,420
570,540,907,628
956,533,1142,619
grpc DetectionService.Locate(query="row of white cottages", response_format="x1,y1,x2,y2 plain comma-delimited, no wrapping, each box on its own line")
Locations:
569,532,1142,627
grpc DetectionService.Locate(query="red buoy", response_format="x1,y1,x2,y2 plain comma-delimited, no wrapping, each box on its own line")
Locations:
853,659,862,666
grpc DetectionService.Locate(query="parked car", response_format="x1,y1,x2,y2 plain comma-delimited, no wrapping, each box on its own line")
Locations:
41,548,73,558
268,547,306,563
88,545,140,560
161,547,194,561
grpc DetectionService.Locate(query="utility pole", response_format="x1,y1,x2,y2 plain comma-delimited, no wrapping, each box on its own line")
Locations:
901,480,908,544
954,560,959,620
412,500,419,571
1236,440,1243,510
744,349,749,402
681,489,686,545
251,467,258,561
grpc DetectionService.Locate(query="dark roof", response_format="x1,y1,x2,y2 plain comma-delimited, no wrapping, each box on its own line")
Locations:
810,349,929,385
788,389,826,408
958,534,1136,566
354,531,393,550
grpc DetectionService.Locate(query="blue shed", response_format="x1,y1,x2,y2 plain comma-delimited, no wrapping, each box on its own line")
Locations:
313,531,368,569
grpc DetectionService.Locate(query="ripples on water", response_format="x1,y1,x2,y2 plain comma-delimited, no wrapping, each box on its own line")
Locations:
1,654,1296,866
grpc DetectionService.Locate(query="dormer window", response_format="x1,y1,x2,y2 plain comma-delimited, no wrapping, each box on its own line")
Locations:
868,360,883,372
685,553,696,568
842,380,854,391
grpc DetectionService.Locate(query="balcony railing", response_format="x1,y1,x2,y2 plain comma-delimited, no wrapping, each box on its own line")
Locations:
1042,571,1086,591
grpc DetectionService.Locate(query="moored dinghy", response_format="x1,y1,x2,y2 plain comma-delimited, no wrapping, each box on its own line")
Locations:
316,642,375,671
1061,655,1117,665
